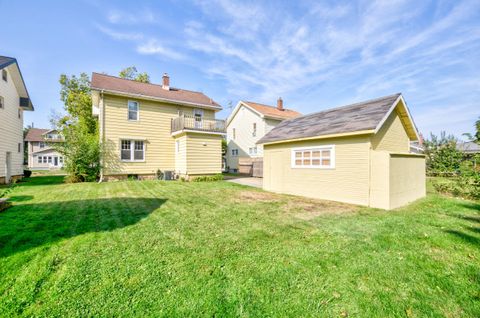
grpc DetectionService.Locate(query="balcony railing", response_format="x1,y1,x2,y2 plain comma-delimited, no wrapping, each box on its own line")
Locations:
171,115,226,134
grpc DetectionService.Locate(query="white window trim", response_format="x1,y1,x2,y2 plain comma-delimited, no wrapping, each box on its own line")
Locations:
120,139,146,162
127,100,140,121
291,145,335,169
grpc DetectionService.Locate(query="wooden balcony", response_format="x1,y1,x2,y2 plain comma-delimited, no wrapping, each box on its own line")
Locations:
171,115,226,134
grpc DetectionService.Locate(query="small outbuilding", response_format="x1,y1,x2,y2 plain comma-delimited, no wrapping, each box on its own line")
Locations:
257,93,425,210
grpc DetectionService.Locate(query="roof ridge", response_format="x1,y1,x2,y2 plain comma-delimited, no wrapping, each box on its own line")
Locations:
280,93,401,124
242,100,298,113
91,72,207,96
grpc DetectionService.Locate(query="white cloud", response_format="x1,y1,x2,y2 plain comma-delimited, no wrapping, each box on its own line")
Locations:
137,39,185,60
96,25,144,41
107,9,157,25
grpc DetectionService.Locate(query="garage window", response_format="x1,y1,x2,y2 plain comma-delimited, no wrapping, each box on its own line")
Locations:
291,146,335,169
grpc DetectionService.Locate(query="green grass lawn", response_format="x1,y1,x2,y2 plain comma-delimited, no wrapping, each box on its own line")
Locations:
0,176,479,317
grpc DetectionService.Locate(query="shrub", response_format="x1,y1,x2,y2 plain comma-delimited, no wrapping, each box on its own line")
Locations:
23,170,32,178
191,174,224,182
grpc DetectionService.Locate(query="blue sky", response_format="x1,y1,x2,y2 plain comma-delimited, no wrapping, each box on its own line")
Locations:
1,0,479,139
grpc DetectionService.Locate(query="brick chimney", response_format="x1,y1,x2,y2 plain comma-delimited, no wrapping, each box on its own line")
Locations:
277,97,284,111
162,73,170,90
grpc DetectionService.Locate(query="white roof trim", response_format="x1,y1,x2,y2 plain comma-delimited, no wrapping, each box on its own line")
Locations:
373,94,420,141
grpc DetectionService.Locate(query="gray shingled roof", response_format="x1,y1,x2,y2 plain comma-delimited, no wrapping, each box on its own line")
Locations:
257,93,402,144
457,141,480,154
0,56,16,69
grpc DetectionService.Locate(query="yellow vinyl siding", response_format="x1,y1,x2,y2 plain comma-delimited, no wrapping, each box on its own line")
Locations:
185,133,222,175
174,134,187,175
369,150,391,209
263,136,371,206
389,154,426,209
102,94,215,175
371,108,410,153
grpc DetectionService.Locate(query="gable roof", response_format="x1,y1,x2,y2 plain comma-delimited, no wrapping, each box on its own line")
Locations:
24,128,50,142
91,73,222,110
0,56,16,69
226,100,301,126
257,93,419,145
0,56,34,111
242,101,301,120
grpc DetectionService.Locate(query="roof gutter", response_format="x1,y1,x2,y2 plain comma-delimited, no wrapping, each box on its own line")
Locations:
258,129,375,146
91,87,223,111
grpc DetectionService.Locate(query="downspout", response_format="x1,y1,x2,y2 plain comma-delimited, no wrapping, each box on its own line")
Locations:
98,90,105,183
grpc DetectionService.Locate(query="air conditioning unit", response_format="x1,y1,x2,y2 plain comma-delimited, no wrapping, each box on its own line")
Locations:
163,170,174,181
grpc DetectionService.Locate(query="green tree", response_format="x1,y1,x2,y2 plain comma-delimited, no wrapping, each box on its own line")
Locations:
53,73,100,182
423,132,463,176
118,66,150,83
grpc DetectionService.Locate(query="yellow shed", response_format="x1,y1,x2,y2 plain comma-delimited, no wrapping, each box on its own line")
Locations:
258,93,425,210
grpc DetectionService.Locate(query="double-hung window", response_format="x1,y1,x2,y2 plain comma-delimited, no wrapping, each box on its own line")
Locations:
231,149,238,156
128,101,139,121
38,156,42,164
291,146,335,169
121,140,145,161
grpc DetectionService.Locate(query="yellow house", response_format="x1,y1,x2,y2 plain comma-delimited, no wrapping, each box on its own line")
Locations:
258,93,426,210
91,73,224,180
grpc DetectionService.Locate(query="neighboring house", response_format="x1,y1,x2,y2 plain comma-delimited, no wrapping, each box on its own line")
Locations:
226,98,301,172
91,72,225,180
0,56,34,184
24,128,65,169
258,93,426,210
456,141,480,154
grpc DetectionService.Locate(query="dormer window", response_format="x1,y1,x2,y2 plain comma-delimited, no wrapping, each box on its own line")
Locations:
2,69,7,82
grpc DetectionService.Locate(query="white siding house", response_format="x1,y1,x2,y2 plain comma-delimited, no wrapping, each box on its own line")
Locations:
0,56,34,184
225,99,301,172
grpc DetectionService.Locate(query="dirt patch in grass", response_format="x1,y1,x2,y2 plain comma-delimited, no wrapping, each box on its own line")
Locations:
285,197,358,220
234,190,281,203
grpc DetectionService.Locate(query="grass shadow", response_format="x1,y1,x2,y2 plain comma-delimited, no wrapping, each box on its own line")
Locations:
8,195,34,202
16,176,66,187
444,229,480,248
0,197,166,258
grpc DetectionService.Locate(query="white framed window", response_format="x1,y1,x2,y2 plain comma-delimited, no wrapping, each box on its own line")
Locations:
128,100,139,121
59,156,64,163
37,156,42,163
43,156,47,163
249,147,257,155
39,142,45,148
291,145,335,169
121,139,145,162
231,149,238,156
0,96,4,109
48,156,52,164
252,123,257,137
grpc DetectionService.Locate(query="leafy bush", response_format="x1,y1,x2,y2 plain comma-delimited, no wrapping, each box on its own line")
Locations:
433,158,480,200
190,174,224,182
424,132,463,176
